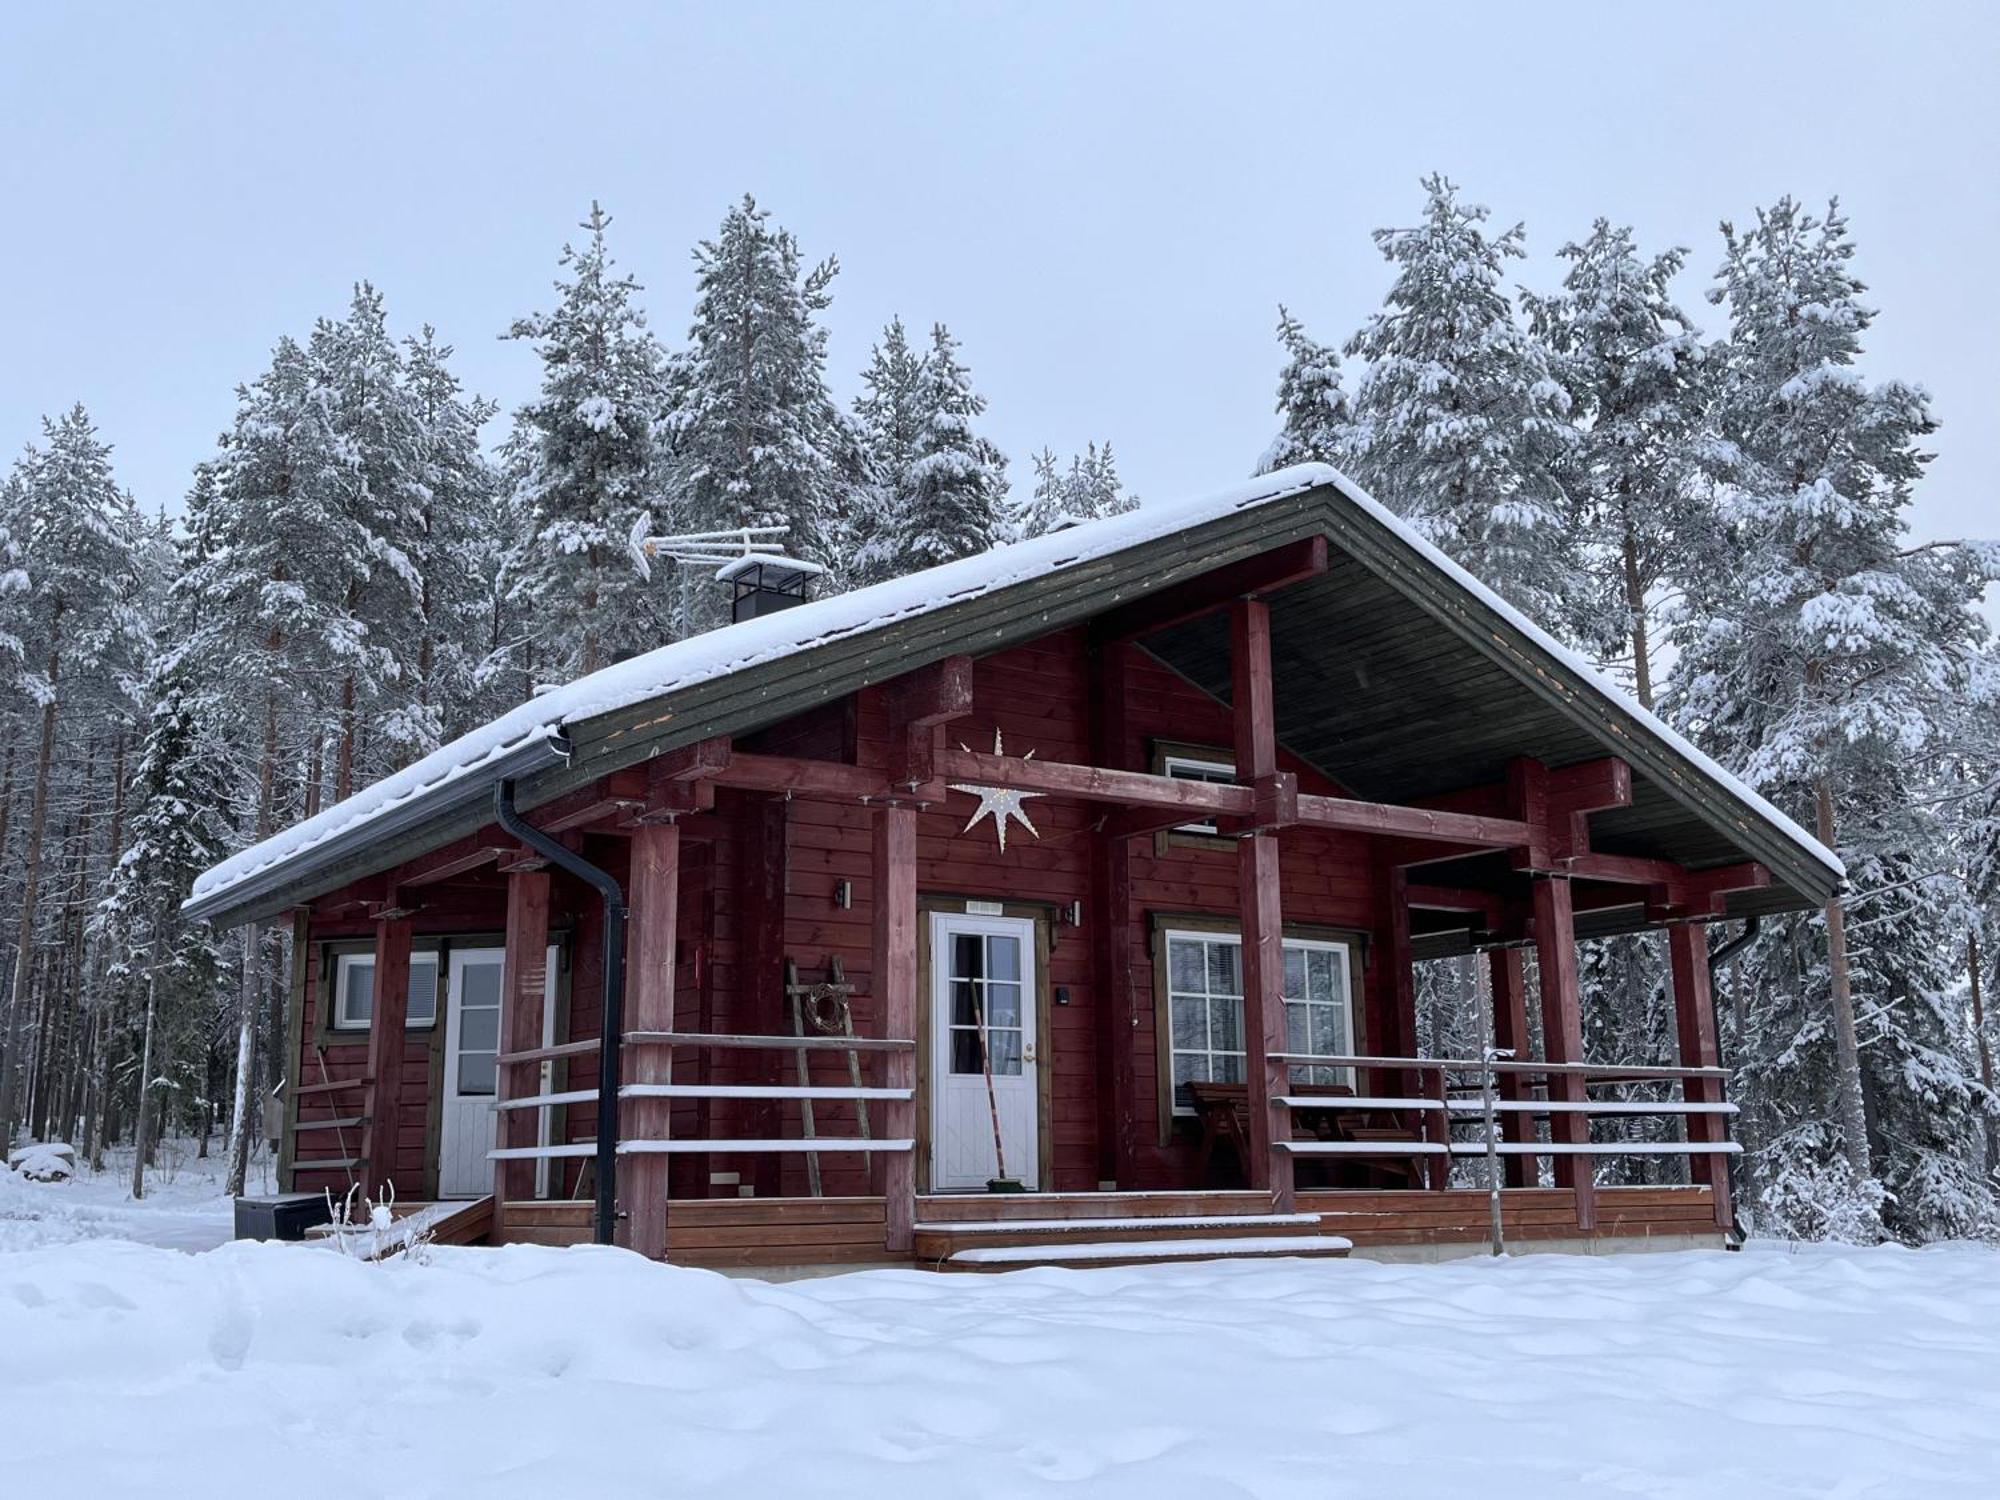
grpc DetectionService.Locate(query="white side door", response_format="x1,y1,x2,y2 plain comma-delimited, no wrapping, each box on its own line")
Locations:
929,912,1039,1191
439,949,506,1198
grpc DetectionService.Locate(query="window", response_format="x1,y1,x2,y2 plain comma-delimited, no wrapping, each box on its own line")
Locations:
1163,929,1354,1113
1162,753,1238,837
333,950,440,1030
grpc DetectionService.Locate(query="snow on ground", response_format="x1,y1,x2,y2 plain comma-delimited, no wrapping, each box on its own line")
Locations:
0,1138,253,1253
2,1234,1995,1498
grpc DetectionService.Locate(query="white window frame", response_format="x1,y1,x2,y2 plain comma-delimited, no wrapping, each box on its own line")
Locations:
332,949,442,1031
1163,928,1355,1116
1162,753,1238,837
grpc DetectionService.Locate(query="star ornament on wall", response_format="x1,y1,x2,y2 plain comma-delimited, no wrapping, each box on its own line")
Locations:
950,730,1042,852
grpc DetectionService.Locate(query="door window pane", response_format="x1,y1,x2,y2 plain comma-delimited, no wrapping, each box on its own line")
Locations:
457,1050,497,1096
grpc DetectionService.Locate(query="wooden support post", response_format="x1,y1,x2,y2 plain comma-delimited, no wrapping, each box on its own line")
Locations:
1488,947,1534,1188
1089,638,1140,1188
740,795,789,1196
1531,875,1595,1230
359,908,412,1201
624,822,680,1259
492,870,551,1242
1667,921,1735,1233
874,803,918,1254
1232,597,1294,1213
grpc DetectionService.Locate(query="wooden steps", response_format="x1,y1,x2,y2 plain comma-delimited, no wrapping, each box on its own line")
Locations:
943,1234,1354,1272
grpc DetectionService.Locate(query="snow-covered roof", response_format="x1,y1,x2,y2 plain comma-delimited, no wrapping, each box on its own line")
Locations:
187,463,1841,921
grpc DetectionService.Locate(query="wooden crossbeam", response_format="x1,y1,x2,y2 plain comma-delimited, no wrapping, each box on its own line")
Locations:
1092,536,1330,643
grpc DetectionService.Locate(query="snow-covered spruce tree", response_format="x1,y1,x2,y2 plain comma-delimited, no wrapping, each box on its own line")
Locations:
1668,197,2000,1241
890,323,1008,572
398,326,501,746
848,317,930,586
95,635,234,1197
0,407,147,1147
1526,221,1712,706
665,195,859,617
1256,306,1355,475
1344,175,1590,639
1014,442,1137,540
504,203,670,678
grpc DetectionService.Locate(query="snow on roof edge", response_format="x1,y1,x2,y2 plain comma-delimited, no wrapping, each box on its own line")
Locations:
187,467,1339,911
188,458,1841,916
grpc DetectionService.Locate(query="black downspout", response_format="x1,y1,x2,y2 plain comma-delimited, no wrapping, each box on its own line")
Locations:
495,779,627,1247
1708,913,1762,979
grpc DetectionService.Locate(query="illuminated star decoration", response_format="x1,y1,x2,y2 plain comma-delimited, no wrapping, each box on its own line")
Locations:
950,730,1042,852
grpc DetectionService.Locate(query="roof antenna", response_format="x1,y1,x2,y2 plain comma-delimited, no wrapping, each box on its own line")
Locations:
627,515,825,624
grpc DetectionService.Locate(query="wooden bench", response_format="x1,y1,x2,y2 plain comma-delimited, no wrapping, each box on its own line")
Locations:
1186,1081,1428,1189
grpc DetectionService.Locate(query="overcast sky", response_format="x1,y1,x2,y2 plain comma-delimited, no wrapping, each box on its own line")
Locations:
2,3,1993,564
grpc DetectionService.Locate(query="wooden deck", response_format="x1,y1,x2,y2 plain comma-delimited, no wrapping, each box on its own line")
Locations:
483,1185,1723,1268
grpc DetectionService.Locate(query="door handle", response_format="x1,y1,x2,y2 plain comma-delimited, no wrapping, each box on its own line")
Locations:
1022,1043,1038,1064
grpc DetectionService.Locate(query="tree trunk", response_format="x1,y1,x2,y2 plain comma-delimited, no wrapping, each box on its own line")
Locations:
130,953,159,1200
1813,777,1873,1180
1621,524,1654,710
0,646,62,1146
1970,931,1996,1175
224,921,260,1196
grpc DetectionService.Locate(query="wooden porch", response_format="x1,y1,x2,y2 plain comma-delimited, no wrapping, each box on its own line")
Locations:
476,1183,1724,1271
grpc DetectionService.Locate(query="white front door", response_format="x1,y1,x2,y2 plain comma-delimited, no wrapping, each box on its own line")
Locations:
439,949,506,1198
930,912,1039,1191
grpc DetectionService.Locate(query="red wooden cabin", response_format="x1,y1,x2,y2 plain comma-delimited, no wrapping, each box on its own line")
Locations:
190,467,1842,1271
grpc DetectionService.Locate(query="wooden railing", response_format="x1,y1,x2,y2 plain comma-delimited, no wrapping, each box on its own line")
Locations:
1265,1051,1740,1178
487,1031,919,1255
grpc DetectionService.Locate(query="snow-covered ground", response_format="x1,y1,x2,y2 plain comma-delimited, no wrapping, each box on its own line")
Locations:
0,1138,255,1253
2,1206,1996,1499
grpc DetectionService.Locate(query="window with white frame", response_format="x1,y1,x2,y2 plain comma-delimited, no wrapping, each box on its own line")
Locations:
1162,753,1238,837
1163,929,1354,1113
333,950,441,1030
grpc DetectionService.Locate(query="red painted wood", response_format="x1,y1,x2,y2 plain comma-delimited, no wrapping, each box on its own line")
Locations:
1488,947,1534,1188
493,870,551,1229
874,803,918,1252
1231,598,1294,1212
1667,921,1735,1232
1531,875,1596,1229
624,822,680,1259
360,911,412,1200
1092,536,1329,643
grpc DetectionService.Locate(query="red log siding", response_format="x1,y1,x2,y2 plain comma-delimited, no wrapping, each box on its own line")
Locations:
288,625,1390,1201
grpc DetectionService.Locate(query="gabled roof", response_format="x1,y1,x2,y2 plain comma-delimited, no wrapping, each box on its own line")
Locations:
186,465,1842,927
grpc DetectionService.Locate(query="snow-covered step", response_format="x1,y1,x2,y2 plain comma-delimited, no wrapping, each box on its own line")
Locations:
945,1234,1354,1271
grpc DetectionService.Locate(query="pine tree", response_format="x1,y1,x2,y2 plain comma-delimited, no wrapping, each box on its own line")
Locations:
1527,221,1711,704
666,195,858,616
1015,442,1136,539
1345,175,1587,636
892,323,1008,571
1668,197,2000,1240
96,636,234,1197
849,318,930,585
0,407,147,1145
1256,307,1354,475
504,204,669,678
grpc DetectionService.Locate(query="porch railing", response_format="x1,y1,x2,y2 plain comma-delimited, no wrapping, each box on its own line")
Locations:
484,1027,918,1260
1265,1051,1740,1174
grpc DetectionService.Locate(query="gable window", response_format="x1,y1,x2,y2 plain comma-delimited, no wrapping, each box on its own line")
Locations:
1161,753,1238,837
333,950,441,1031
1163,929,1354,1114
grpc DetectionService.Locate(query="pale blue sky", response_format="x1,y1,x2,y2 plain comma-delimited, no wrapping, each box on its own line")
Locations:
2,2,1993,558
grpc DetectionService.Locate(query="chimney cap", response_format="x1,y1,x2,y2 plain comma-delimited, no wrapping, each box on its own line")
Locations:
715,553,826,584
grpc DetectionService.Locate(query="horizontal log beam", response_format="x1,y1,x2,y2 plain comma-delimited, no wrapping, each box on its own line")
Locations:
1296,793,1529,848
1092,536,1330,643
941,747,1256,815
